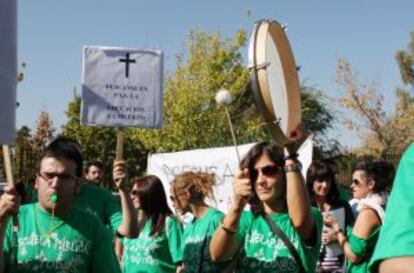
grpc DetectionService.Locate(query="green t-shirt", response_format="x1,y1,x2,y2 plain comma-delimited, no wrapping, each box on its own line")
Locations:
3,203,121,273
234,207,323,273
369,143,414,272
73,183,122,234
122,216,183,273
182,207,229,273
345,226,380,273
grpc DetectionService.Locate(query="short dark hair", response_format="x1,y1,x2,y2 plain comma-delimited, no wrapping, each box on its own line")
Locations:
353,159,395,193
306,160,340,206
84,161,102,174
39,136,83,177
239,141,285,216
132,175,172,236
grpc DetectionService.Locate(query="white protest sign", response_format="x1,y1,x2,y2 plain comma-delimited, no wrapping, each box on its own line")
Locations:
148,143,255,213
148,138,313,214
0,0,17,144
81,46,163,128
297,134,314,179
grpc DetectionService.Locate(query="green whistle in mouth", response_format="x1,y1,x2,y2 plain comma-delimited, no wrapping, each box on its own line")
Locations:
50,194,58,203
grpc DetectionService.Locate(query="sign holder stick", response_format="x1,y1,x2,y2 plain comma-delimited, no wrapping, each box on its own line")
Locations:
2,145,19,231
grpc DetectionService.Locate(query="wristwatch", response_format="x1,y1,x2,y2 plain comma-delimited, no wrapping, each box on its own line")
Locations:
283,162,302,173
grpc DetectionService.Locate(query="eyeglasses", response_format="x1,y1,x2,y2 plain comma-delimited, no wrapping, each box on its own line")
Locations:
351,179,364,186
37,172,76,183
251,165,283,179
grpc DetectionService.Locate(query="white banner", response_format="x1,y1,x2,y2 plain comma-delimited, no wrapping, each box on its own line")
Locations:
81,46,163,128
148,138,313,214
0,0,17,144
148,143,255,213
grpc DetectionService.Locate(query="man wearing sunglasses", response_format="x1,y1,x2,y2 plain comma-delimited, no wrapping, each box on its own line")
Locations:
0,137,122,273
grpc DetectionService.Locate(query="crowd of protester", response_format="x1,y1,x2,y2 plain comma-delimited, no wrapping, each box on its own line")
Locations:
1,134,411,273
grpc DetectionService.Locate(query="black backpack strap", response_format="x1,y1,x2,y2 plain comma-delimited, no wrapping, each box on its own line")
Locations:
264,215,306,273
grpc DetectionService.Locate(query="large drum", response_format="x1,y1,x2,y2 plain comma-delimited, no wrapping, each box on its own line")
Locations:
248,20,301,146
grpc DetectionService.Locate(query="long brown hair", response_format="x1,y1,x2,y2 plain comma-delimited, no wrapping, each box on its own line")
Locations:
132,175,172,236
239,141,285,216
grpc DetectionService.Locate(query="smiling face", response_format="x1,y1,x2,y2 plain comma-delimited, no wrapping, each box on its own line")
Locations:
313,178,331,199
253,153,285,204
35,156,79,214
351,170,374,200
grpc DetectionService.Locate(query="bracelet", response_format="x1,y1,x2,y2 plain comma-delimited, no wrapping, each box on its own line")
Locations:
220,220,237,234
283,162,302,173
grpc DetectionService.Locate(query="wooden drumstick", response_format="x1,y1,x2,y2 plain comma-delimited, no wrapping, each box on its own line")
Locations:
2,145,19,231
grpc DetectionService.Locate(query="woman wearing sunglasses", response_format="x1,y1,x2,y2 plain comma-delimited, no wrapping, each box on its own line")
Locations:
117,175,184,273
306,160,354,273
170,171,231,273
324,159,394,273
210,141,323,273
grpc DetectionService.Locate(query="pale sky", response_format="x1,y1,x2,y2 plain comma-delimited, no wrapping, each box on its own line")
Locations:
16,0,414,148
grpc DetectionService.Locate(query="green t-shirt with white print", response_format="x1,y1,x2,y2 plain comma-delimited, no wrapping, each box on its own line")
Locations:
3,203,121,273
234,207,323,273
182,207,230,273
122,216,183,273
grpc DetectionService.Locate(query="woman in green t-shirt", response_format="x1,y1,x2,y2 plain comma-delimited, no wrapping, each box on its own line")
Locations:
210,140,323,273
324,160,394,273
117,175,184,273
170,171,228,273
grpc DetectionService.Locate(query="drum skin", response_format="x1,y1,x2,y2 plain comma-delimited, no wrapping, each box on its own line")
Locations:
249,20,301,145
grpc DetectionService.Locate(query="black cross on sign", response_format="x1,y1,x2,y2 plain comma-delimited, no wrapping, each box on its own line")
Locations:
119,53,136,78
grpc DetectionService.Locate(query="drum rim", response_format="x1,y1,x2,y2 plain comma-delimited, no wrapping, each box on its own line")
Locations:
249,19,301,145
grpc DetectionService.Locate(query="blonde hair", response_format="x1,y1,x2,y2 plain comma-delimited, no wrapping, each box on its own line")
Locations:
171,171,216,201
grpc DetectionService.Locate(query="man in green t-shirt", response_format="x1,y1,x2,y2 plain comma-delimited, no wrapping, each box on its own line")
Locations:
0,137,122,273
84,161,103,186
27,140,138,238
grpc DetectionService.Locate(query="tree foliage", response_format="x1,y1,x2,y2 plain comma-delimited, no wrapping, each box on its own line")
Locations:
336,47,414,158
131,29,336,154
396,31,414,86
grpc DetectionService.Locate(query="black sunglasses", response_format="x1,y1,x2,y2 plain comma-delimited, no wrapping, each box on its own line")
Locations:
130,190,139,196
251,165,283,178
351,179,363,186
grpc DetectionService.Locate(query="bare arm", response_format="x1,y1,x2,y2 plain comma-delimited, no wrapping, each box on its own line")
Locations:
326,208,380,263
113,161,139,238
210,169,250,262
379,257,414,273
0,186,20,273
285,157,315,240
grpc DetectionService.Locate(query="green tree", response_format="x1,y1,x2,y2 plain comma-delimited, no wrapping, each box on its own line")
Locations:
336,52,414,159
13,126,36,183
131,29,336,153
61,91,147,188
396,31,414,86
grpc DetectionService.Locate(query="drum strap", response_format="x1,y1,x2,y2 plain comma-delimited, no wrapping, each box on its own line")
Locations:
264,215,306,273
